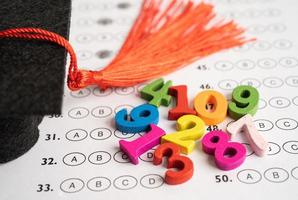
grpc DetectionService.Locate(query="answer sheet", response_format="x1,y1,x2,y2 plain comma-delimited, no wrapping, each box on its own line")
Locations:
1,0,298,199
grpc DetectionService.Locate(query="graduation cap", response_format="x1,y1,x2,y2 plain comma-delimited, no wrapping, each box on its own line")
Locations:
0,0,71,163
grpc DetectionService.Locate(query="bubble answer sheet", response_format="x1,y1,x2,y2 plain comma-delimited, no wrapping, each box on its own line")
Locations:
1,0,298,199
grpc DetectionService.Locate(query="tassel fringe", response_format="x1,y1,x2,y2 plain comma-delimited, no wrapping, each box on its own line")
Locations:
0,0,254,91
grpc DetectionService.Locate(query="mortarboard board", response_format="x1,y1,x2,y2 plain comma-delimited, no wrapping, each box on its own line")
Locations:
0,0,71,163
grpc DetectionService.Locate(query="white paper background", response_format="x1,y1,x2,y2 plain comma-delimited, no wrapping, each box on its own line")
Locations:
1,0,298,199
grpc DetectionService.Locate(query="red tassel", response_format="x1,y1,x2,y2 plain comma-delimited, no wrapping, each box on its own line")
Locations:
0,0,254,91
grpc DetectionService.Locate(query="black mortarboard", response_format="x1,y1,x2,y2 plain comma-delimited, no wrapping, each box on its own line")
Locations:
0,0,71,163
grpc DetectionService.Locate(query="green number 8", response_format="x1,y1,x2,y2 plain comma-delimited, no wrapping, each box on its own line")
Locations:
228,85,259,120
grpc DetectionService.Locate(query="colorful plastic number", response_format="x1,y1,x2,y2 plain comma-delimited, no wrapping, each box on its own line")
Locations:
115,104,159,133
202,130,246,170
120,124,165,164
140,78,172,107
228,85,259,120
161,115,205,154
227,114,268,157
168,85,196,120
153,143,194,185
194,90,228,125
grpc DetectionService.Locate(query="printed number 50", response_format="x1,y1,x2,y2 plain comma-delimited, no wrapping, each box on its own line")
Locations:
215,175,230,183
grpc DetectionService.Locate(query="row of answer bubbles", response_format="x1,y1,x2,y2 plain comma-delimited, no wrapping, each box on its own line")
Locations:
239,96,298,110
242,141,298,157
67,104,134,119
247,24,286,34
62,138,298,167
75,32,126,43
114,148,156,163
219,8,281,19
218,76,298,90
75,33,128,46
75,50,115,60
59,167,298,193
71,76,298,99
237,166,298,184
233,39,292,52
62,140,298,167
65,128,142,142
70,86,135,98
60,174,164,193
208,0,276,4
75,2,136,12
75,17,134,27
75,37,292,52
63,151,111,166
253,118,298,131
215,57,298,71
78,22,289,43
62,148,155,166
